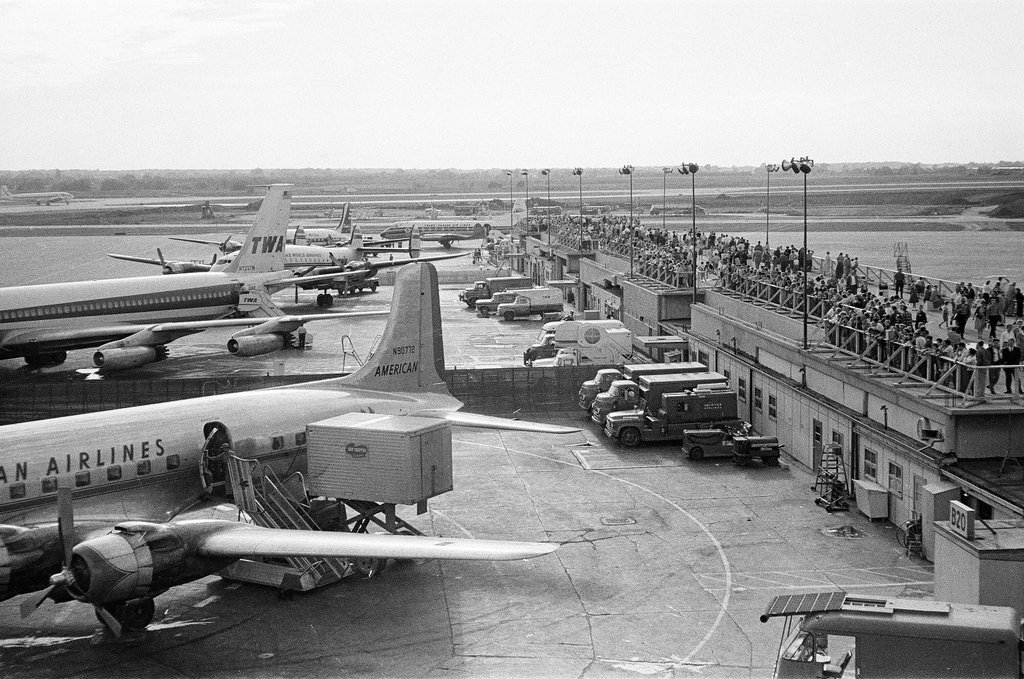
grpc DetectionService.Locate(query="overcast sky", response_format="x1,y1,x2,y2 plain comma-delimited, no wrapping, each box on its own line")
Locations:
2,0,1021,170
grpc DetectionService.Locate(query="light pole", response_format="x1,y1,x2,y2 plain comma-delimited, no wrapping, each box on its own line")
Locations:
783,156,814,350
521,169,530,233
765,163,780,250
571,167,583,248
541,169,551,245
679,162,699,311
662,167,673,231
619,165,634,276
503,170,514,238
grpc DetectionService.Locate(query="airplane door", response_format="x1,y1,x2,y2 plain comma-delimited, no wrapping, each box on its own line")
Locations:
202,421,233,497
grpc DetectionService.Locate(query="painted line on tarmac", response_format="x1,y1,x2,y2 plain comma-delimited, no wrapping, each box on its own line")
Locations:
458,435,733,667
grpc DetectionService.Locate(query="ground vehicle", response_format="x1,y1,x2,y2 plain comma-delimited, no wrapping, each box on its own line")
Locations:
591,371,727,424
476,290,530,316
604,386,741,446
531,328,632,367
459,276,534,308
526,319,625,364
497,288,562,321
680,428,781,466
761,591,1022,678
577,362,707,410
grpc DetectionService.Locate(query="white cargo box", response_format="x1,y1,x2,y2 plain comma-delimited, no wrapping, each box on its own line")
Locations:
306,413,453,505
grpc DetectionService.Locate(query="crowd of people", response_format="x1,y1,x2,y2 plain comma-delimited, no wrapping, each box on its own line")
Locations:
528,215,1024,395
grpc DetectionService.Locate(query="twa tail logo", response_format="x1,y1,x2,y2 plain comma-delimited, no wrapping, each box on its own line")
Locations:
250,236,285,254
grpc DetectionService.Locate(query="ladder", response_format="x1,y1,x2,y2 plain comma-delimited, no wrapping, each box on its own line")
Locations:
893,242,912,273
221,454,351,591
813,445,850,512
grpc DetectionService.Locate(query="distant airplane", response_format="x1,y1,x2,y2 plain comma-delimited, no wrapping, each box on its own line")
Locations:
0,185,383,370
110,226,468,308
379,199,528,248
0,185,73,205
2,261,572,636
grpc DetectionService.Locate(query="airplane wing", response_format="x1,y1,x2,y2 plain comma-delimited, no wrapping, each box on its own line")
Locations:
108,252,214,273
193,521,558,561
169,236,241,250
268,252,470,292
107,253,165,266
411,409,581,435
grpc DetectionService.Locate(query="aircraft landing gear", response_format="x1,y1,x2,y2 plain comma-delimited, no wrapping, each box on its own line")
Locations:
24,350,68,367
352,557,387,578
316,293,334,308
97,597,156,633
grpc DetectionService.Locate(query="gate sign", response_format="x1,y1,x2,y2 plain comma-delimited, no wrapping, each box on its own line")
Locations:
949,500,975,540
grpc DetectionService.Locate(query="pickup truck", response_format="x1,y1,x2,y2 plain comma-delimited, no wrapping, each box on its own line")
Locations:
497,288,562,321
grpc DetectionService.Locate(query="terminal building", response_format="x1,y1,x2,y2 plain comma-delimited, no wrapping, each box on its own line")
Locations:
513,220,1024,612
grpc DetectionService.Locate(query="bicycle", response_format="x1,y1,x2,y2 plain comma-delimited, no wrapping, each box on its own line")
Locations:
896,517,922,551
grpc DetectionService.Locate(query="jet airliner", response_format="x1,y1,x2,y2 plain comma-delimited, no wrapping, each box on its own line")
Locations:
1,262,571,636
0,185,74,205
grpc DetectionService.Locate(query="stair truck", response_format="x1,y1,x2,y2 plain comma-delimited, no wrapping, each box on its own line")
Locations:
760,590,1023,678
679,427,782,466
531,328,633,367
591,371,728,425
577,361,708,410
497,288,563,321
525,319,625,365
459,275,534,308
603,385,744,447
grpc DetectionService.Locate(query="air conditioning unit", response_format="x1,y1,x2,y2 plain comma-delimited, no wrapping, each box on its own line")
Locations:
917,417,945,443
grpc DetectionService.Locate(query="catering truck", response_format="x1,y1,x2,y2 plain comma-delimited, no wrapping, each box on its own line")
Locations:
603,387,743,447
459,275,534,308
525,319,626,364
531,328,633,367
591,371,728,424
760,591,1022,678
497,288,563,321
577,362,707,410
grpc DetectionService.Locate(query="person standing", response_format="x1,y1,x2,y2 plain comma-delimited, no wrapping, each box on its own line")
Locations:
975,340,993,396
1002,339,1022,394
940,297,951,328
894,269,905,298
987,296,1003,339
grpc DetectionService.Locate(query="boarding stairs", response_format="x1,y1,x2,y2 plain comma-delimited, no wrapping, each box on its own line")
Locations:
220,454,351,591
813,445,849,512
894,242,912,273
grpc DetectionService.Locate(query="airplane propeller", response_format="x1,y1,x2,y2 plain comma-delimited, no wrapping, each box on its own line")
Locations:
157,248,173,275
19,487,124,637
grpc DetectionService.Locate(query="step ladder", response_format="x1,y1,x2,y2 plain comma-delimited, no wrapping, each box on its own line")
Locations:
813,444,849,512
894,242,912,273
220,454,352,591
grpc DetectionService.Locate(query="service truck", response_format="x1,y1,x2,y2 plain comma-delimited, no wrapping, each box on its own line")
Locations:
531,328,633,367
680,427,782,466
578,361,708,410
760,591,1022,678
525,319,625,364
603,387,743,446
459,275,534,308
476,290,531,316
497,288,563,321
591,371,728,424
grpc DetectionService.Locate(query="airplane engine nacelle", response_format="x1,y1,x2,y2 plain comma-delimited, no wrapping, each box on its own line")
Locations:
93,346,169,370
0,525,62,599
166,262,208,274
227,333,289,357
70,523,225,604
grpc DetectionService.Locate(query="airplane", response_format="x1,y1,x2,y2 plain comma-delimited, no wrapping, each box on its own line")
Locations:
0,185,74,205
109,227,469,308
0,185,386,370
378,199,528,248
1,261,573,636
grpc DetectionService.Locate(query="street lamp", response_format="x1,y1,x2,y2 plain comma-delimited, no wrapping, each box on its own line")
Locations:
765,163,780,250
504,169,514,236
678,162,700,311
782,156,814,350
521,169,530,233
619,165,634,276
571,167,583,248
661,167,674,231
541,169,551,245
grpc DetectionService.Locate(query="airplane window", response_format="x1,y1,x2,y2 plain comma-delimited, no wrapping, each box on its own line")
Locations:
41,477,58,494
107,466,122,481
75,471,90,487
137,460,152,475
272,436,284,450
8,483,25,500
166,454,180,470
295,432,307,446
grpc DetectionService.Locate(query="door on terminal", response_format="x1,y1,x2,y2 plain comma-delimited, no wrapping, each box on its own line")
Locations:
812,419,823,472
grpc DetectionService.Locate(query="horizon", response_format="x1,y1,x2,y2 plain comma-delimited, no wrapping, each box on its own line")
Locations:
2,0,1022,170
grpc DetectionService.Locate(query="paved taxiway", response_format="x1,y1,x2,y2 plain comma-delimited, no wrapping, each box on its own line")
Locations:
0,230,934,677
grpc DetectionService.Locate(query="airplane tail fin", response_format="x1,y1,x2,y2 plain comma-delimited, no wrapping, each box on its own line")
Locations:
339,202,351,228
348,225,362,249
220,185,291,275
409,227,422,258
0,185,11,199
511,198,528,227
340,262,447,393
